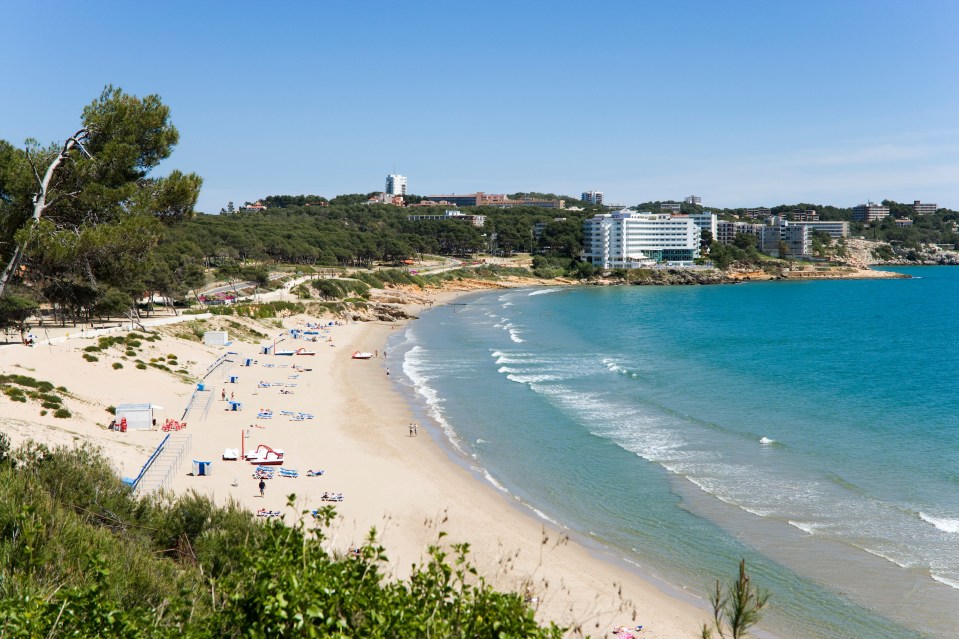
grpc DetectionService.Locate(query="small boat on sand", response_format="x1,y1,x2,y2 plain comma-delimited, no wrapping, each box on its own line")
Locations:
295,348,316,356
245,444,285,465
351,351,373,359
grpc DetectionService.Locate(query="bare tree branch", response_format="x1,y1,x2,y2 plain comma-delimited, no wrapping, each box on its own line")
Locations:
0,128,91,297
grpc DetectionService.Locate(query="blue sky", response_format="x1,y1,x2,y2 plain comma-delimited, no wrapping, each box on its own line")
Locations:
3,0,957,212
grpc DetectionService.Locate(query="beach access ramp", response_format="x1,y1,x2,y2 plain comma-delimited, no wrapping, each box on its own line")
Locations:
130,433,192,497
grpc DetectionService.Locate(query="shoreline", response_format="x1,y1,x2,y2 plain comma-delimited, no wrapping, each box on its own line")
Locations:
0,285,713,638
332,293,717,637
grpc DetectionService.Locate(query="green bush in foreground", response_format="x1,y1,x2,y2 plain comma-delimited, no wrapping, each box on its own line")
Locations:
702,559,769,639
0,440,562,639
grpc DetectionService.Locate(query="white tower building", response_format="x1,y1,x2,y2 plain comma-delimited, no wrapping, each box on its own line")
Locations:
386,174,408,196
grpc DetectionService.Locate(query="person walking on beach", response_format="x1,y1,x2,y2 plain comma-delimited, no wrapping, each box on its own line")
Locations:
409,423,414,437
414,423,418,436
259,478,266,497
221,388,226,401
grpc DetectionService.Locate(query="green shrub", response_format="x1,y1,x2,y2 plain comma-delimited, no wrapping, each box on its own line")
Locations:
0,444,562,638
84,345,101,352
83,354,98,362
136,363,147,370
125,349,137,357
106,406,116,414
112,363,123,370
53,408,71,418
39,410,47,416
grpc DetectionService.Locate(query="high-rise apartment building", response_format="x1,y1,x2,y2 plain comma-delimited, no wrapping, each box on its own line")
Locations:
581,191,604,205
385,174,408,196
913,200,937,216
851,202,890,223
791,209,819,221
582,211,701,268
790,220,848,239
685,195,702,206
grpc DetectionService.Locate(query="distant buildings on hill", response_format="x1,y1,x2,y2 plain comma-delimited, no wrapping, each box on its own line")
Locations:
684,195,702,206
745,207,771,219
582,204,863,268
368,192,405,205
424,192,565,209
385,174,407,196
913,200,937,215
581,190,604,205
583,211,704,268
407,210,486,227
851,201,890,223
791,209,819,221
660,202,682,213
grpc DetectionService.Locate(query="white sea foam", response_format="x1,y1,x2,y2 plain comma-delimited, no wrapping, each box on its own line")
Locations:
528,288,561,296
401,346,468,455
919,512,959,534
603,358,623,373
787,520,818,535
474,463,560,525
479,467,509,493
497,366,521,374
857,545,911,569
525,504,560,526
509,331,525,343
931,573,959,591
759,437,775,445
475,438,488,445
507,373,560,384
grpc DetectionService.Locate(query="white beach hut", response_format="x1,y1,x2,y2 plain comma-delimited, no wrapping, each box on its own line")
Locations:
203,331,230,346
115,403,162,430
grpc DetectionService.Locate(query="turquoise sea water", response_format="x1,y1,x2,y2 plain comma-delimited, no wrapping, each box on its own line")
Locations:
389,267,959,639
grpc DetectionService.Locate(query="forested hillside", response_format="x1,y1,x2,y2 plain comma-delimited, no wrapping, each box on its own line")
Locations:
166,199,597,266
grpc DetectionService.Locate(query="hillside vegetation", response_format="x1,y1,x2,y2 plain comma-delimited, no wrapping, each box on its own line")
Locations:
0,435,561,638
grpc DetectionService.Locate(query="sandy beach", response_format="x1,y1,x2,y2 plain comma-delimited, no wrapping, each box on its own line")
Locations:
0,293,711,638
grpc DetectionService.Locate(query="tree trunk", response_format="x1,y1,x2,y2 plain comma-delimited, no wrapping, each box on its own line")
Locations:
0,129,90,298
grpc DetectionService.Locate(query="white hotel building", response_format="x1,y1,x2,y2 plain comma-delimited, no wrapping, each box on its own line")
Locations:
583,211,701,268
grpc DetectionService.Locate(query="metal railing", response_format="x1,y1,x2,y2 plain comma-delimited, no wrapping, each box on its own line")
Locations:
133,434,192,497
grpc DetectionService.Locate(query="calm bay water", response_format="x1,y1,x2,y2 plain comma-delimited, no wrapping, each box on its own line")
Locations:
389,267,959,639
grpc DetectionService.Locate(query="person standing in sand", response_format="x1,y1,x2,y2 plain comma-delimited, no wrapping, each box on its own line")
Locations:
259,478,265,497
409,424,414,437
221,389,226,401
